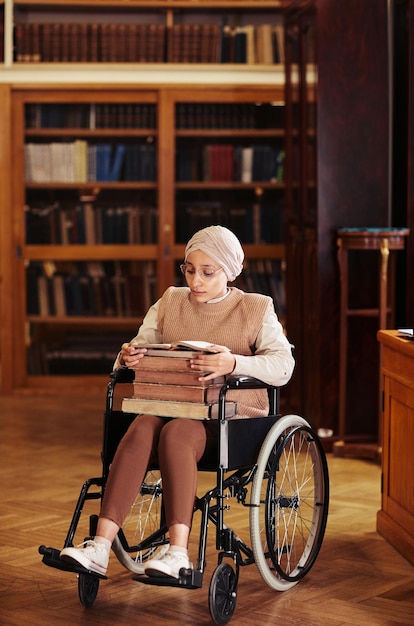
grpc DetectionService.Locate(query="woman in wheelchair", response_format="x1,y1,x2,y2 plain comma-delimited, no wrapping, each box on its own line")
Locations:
60,225,295,580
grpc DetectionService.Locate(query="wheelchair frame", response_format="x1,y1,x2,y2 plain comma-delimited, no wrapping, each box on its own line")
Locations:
40,369,329,625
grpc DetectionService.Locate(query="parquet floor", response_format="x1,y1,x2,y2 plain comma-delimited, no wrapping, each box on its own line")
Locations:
1,394,414,625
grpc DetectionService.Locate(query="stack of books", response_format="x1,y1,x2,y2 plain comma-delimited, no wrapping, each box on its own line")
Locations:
121,342,236,419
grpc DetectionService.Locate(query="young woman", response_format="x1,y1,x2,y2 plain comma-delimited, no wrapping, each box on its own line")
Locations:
60,225,295,579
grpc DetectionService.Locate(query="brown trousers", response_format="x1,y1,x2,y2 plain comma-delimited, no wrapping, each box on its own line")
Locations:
100,415,209,529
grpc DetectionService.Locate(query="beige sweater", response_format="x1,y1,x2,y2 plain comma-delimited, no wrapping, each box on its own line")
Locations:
157,287,274,417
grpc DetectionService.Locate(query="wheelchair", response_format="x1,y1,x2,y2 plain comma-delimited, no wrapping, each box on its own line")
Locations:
39,368,329,625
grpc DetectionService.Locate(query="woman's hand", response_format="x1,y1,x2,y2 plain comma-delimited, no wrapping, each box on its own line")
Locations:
190,344,236,381
120,343,147,368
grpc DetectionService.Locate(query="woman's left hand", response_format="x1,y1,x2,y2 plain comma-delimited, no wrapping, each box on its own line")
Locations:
190,344,236,381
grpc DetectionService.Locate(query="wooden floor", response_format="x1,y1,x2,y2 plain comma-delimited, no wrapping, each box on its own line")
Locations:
1,393,414,626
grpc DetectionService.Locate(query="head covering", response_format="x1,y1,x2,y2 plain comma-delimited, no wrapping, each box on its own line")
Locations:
184,225,244,282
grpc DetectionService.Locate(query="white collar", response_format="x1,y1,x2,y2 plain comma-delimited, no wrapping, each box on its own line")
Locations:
206,288,231,304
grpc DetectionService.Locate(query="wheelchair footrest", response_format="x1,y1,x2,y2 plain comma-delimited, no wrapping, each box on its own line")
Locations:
38,545,107,579
133,568,203,589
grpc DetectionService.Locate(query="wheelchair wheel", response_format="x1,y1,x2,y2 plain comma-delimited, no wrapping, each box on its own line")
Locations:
78,572,99,607
250,415,329,591
112,469,168,574
208,562,238,626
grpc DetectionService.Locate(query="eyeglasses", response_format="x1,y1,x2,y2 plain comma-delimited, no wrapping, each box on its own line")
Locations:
180,263,224,280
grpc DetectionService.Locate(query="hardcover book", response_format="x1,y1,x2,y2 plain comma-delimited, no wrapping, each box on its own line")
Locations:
132,381,222,403
121,397,236,420
133,340,219,357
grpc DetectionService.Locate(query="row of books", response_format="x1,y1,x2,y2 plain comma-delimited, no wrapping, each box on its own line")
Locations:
25,203,158,245
39,347,117,376
13,22,284,65
25,142,157,183
234,258,286,318
175,200,284,245
25,196,283,246
25,103,157,130
177,145,284,183
26,257,285,374
26,260,157,318
25,102,282,131
27,332,127,376
26,256,285,319
176,103,284,130
15,23,166,63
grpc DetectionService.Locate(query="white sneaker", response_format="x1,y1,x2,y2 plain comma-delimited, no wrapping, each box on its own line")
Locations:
60,540,109,576
144,549,191,579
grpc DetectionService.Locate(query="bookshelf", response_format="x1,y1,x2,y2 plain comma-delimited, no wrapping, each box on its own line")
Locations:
0,1,290,395
1,83,286,394
2,0,288,68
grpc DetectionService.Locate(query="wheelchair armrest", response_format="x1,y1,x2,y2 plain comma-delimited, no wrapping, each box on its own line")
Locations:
106,368,135,413
110,368,135,384
222,375,274,390
219,376,280,418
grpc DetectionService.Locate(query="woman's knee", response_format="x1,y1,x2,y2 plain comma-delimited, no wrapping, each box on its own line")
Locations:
158,419,206,459
119,413,164,449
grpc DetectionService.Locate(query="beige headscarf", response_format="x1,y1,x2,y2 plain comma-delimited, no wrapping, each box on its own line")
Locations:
184,225,244,282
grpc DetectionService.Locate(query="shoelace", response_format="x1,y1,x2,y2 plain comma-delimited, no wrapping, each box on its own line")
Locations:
74,540,103,552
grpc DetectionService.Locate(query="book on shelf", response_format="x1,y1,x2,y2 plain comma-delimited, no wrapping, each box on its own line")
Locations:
234,27,247,64
255,24,273,65
121,397,237,420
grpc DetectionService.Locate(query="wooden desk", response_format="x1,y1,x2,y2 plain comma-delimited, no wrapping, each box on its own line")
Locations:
377,330,414,565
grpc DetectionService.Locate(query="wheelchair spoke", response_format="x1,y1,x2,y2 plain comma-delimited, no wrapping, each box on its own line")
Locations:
112,470,168,572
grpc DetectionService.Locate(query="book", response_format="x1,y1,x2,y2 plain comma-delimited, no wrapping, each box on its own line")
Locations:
135,369,225,386
133,381,222,403
131,355,192,372
121,397,237,420
132,341,219,358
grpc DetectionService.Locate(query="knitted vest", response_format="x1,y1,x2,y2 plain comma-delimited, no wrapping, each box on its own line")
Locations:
158,286,273,417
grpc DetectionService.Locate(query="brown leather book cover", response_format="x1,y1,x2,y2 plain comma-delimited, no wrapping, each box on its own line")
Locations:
133,381,222,403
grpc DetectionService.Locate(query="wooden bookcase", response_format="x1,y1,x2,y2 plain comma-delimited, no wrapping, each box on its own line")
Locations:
1,83,286,394
0,0,290,395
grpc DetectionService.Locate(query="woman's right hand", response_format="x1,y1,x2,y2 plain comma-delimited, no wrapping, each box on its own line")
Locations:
121,343,147,368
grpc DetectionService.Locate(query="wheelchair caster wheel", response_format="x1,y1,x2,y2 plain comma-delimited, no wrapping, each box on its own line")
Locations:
208,562,237,625
78,572,100,608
